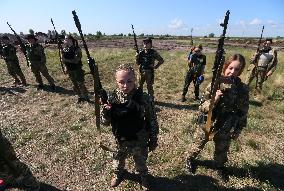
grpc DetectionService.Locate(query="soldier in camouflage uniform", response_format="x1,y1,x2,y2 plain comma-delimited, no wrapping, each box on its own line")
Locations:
246,38,278,91
100,64,159,190
186,54,249,179
0,130,40,190
25,34,55,90
0,36,27,86
181,44,206,102
61,35,89,103
136,37,164,98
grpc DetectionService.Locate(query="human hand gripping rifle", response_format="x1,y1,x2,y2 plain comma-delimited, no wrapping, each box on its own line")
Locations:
7,22,30,67
72,10,111,151
204,10,230,141
51,18,66,74
131,24,139,54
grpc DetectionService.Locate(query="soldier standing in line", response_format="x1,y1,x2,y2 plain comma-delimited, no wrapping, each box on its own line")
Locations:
25,34,55,90
61,35,90,103
181,44,206,102
0,130,40,191
0,36,27,86
136,37,164,99
246,38,278,92
186,54,249,180
100,64,159,190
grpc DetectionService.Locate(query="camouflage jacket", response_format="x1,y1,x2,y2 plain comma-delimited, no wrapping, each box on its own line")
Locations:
61,45,82,71
188,53,206,75
199,77,249,135
136,49,164,70
251,47,278,73
26,43,46,63
0,44,19,63
101,88,159,141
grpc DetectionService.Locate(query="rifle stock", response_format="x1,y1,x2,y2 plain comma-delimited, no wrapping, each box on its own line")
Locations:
7,22,30,67
204,10,230,141
51,18,66,74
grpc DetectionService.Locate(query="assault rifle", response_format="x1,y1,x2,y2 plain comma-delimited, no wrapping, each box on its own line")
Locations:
251,26,264,64
204,10,230,141
7,22,30,67
72,10,109,150
252,26,264,88
131,24,139,54
51,18,66,74
0,39,3,56
190,28,193,46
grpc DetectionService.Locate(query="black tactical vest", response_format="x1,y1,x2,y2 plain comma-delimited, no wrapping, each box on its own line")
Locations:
139,49,156,70
62,46,82,71
109,89,145,141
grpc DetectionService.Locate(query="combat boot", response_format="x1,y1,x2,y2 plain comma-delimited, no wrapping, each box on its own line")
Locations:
140,175,150,191
186,157,197,174
110,172,124,187
14,175,40,191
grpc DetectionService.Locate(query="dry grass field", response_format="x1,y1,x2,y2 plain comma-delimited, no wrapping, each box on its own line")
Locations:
0,38,283,191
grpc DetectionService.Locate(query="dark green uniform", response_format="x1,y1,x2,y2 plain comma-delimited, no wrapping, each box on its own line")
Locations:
62,45,89,100
26,43,55,87
182,52,206,99
136,49,164,97
187,77,249,169
0,130,40,190
1,44,26,85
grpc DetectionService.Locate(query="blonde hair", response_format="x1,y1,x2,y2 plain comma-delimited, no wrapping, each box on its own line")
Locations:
115,63,136,77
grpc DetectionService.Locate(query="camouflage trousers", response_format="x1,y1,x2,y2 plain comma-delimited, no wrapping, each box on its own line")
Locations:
112,129,149,176
30,62,55,86
182,69,199,98
67,69,89,99
138,69,154,97
188,126,231,168
246,65,267,90
5,61,26,85
0,130,39,190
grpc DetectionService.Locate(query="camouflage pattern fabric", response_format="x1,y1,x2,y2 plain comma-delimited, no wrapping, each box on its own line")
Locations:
1,44,26,84
26,43,55,86
101,88,159,175
0,130,40,190
188,77,249,167
136,49,164,97
62,46,88,99
246,48,278,89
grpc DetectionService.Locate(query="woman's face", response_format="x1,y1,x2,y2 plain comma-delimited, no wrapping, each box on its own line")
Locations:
115,70,135,94
224,60,242,77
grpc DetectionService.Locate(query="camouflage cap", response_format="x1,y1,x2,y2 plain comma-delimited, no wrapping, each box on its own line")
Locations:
143,37,152,44
25,34,38,40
